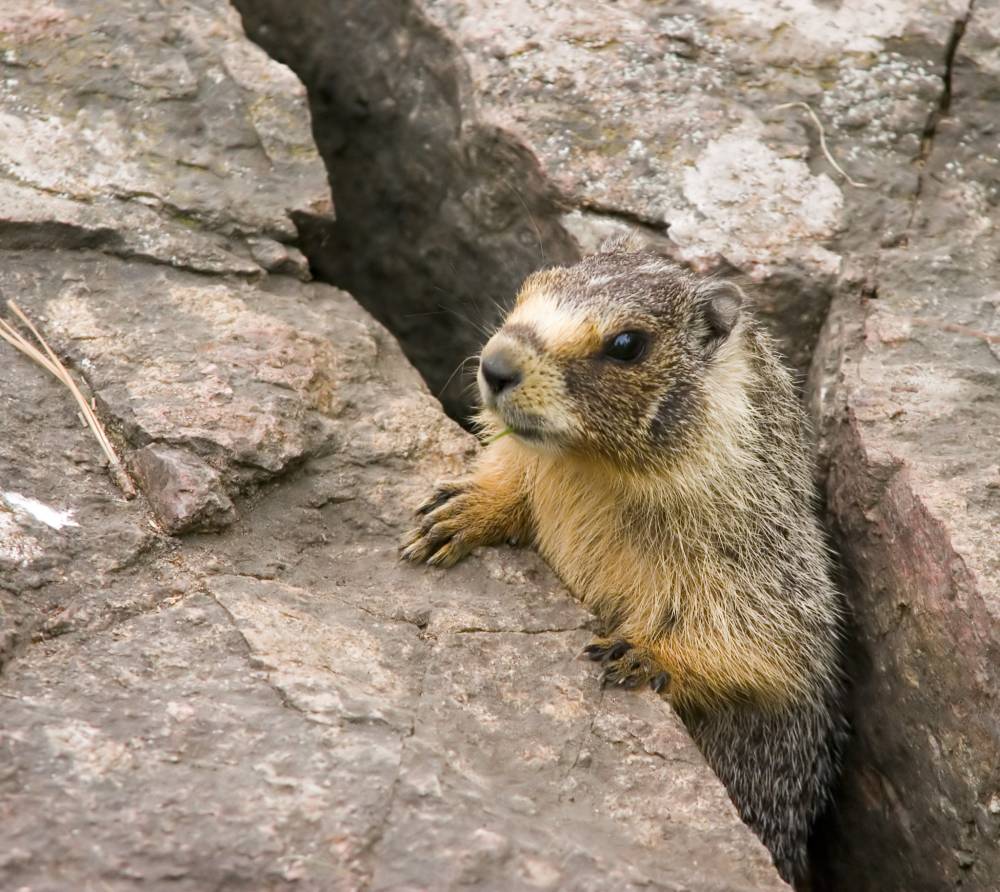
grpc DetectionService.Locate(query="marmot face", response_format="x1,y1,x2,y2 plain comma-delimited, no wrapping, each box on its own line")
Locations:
476,242,742,466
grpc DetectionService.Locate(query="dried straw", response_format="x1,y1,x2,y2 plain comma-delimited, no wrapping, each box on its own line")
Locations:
772,101,870,189
0,299,136,498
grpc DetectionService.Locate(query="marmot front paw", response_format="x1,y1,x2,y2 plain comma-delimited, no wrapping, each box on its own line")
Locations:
399,481,482,568
583,638,671,695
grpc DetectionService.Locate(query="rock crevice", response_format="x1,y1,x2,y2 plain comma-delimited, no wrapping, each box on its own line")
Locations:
919,0,977,163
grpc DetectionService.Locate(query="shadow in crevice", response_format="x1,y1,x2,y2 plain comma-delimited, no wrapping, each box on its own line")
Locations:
234,0,579,422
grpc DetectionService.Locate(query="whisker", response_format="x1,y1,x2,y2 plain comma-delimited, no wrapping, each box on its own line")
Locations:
437,353,480,399
500,175,547,267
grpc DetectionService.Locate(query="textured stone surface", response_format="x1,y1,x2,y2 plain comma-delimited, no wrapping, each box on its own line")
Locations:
130,443,235,533
0,0,331,277
0,1,786,889
236,0,965,416
808,3,1000,889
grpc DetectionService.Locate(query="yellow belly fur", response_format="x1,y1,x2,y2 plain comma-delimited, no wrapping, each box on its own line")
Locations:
527,450,807,708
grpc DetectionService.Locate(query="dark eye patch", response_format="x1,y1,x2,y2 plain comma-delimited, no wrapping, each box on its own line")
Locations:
649,379,699,444
603,331,647,362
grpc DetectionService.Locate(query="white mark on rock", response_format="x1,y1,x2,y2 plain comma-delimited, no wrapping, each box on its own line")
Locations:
166,701,195,722
704,0,921,54
44,720,133,781
670,129,844,278
3,492,79,530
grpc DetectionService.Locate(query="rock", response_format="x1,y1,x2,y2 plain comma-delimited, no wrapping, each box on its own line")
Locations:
0,0,331,279
0,1,787,889
130,444,235,534
247,236,312,279
234,0,960,416
808,4,1000,890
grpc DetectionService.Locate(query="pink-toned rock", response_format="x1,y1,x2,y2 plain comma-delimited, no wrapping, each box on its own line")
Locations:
809,7,1000,885
0,1,788,889
130,444,235,534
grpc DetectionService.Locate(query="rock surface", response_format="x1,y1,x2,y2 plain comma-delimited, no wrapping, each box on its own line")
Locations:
0,1,787,890
809,5,1000,889
236,0,967,416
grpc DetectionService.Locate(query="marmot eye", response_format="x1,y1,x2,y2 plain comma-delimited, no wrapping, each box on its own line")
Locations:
604,331,647,362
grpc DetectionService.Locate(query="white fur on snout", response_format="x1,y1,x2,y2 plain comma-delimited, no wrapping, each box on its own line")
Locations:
477,365,490,406
479,328,580,440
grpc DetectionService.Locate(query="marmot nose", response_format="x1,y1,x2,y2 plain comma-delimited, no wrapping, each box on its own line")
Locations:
480,350,522,396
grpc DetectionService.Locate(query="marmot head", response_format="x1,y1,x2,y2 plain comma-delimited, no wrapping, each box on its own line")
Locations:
476,236,744,467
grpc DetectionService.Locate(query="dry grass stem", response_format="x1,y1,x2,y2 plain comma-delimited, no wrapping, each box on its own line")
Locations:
1,299,136,498
773,101,870,189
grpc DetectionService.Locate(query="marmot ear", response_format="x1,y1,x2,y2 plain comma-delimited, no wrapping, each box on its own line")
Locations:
598,231,644,254
697,280,743,353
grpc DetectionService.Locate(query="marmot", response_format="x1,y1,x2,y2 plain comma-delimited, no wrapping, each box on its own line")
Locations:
401,236,846,886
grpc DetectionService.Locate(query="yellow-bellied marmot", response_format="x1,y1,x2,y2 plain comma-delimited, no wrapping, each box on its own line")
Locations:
401,236,846,886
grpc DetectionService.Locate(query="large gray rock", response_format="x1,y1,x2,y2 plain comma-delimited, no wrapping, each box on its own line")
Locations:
0,1,786,889
809,3,1000,890
0,0,329,276
235,0,963,416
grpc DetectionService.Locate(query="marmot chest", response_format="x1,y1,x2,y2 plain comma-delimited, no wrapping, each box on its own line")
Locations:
526,458,809,705
527,459,681,619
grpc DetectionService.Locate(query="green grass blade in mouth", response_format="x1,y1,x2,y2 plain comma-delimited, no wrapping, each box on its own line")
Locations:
484,427,513,445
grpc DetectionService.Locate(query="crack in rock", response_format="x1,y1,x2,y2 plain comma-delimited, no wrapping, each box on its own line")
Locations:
909,0,977,226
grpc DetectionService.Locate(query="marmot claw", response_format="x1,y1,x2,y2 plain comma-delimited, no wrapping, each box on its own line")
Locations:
416,484,462,516
401,481,479,567
582,640,632,662
584,638,668,694
649,672,671,694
